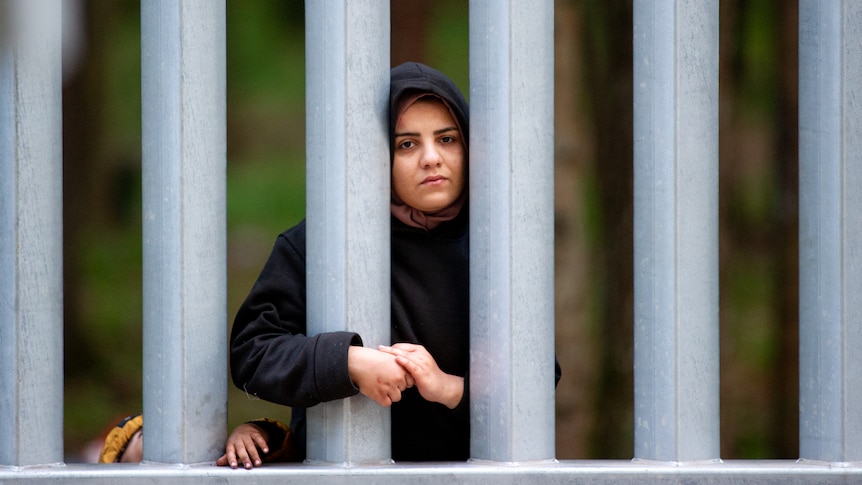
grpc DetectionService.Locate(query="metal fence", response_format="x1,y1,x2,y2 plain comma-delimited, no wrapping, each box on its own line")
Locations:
1,0,860,482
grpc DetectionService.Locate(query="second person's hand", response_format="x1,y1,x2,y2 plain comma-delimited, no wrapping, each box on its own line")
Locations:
216,422,270,469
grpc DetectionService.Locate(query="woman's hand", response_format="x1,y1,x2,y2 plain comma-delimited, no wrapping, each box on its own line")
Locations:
378,343,464,409
216,422,270,469
348,346,415,407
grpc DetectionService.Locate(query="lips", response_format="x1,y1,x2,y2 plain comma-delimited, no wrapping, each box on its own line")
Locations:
421,175,447,185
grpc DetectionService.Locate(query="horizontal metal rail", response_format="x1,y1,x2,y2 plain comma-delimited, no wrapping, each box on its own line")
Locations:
2,460,862,484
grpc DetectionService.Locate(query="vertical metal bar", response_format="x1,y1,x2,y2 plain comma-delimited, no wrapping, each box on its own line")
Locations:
0,0,64,467
798,0,862,463
304,0,391,465
141,0,227,464
469,0,556,462
632,0,720,462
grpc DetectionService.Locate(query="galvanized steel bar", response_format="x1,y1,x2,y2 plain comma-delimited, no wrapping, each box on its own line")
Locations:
0,0,64,467
140,0,227,464
632,0,720,461
798,0,862,463
304,0,391,465
3,460,862,483
468,0,556,462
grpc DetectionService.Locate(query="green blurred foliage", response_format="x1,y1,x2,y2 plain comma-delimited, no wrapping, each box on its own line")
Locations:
63,0,469,461
63,0,312,459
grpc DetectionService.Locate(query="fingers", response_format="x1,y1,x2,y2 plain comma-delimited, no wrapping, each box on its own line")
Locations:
371,382,407,406
380,344,432,367
243,440,263,468
221,444,241,469
390,342,421,352
364,382,408,407
351,345,420,407
379,343,420,356
383,346,428,372
376,343,464,408
376,344,401,356
221,437,266,469
395,354,426,378
370,393,393,407
252,433,270,455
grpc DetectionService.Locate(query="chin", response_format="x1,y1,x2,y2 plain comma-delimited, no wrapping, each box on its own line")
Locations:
417,202,452,213
414,194,458,213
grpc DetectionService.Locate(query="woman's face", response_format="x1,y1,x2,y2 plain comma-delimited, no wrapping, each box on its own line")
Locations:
392,98,465,212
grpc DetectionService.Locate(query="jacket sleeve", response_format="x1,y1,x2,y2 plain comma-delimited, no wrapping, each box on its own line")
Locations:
229,223,362,407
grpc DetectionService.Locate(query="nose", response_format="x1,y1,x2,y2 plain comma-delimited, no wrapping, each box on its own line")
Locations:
420,144,443,168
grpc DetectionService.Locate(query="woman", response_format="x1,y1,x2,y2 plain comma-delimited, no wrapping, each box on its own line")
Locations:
228,62,472,464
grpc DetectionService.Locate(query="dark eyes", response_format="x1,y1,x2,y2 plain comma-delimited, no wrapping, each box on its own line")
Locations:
397,135,457,150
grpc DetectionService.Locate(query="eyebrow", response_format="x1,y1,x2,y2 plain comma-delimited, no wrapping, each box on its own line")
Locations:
394,126,459,138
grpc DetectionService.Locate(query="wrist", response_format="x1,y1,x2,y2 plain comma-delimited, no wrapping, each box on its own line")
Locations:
444,375,465,409
347,345,370,385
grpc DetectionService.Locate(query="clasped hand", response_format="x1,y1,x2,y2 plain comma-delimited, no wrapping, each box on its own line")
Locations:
348,344,464,409
348,346,415,407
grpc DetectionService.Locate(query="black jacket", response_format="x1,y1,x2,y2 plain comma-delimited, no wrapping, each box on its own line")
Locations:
230,212,471,462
